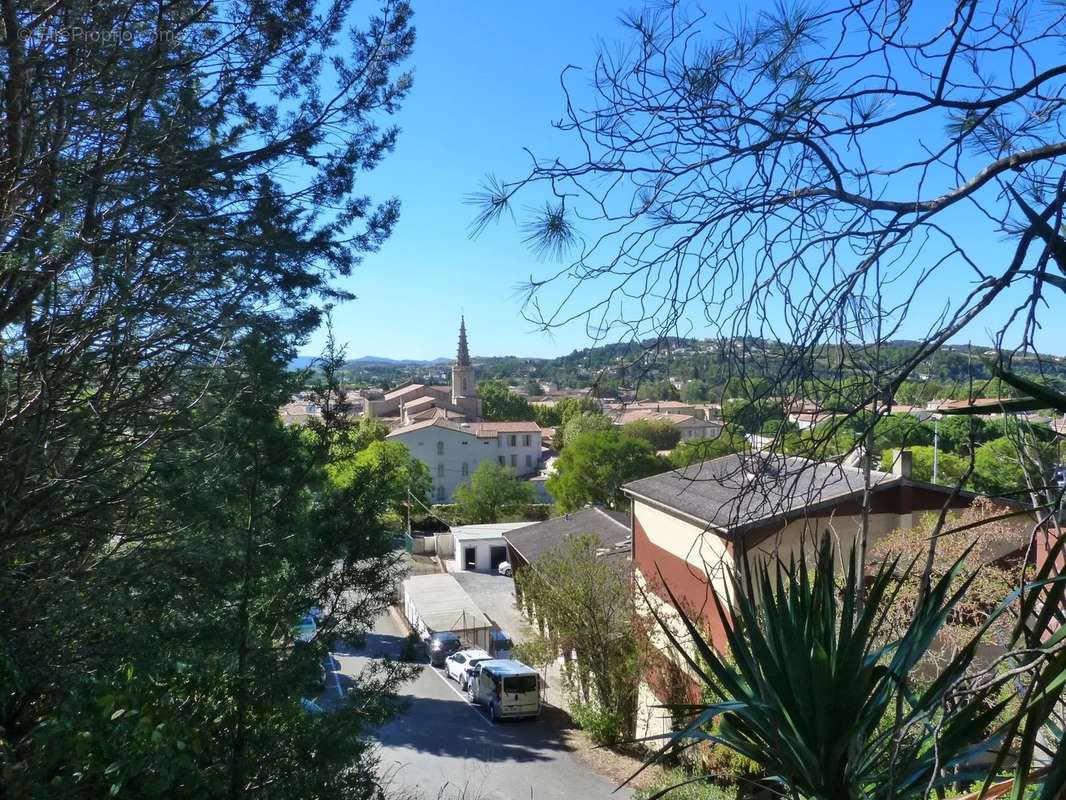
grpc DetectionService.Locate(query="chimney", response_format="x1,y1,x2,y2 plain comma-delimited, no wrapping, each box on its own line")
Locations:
892,449,912,479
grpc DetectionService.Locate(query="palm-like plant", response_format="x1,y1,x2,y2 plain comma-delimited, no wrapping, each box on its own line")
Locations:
637,533,1066,800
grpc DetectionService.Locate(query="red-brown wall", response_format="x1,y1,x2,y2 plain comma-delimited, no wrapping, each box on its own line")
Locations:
633,515,732,653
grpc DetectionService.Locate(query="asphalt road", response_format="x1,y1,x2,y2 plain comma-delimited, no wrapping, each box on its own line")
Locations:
336,611,632,800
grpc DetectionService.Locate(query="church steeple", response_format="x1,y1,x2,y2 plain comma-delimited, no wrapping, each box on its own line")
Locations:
451,316,481,419
456,316,471,367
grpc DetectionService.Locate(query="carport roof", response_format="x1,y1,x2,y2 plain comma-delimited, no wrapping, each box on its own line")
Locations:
401,573,492,633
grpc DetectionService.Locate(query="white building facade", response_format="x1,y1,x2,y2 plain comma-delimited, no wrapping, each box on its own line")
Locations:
387,417,543,502
450,522,536,573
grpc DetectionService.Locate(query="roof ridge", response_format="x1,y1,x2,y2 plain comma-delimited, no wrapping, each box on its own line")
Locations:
592,505,630,530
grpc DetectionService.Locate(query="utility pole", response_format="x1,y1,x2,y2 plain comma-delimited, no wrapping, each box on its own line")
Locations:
932,413,942,484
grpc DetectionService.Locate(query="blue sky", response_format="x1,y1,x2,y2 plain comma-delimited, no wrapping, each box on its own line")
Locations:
300,0,1066,361
300,0,615,360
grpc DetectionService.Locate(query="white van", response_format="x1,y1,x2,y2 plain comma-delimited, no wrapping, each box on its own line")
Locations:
468,659,541,721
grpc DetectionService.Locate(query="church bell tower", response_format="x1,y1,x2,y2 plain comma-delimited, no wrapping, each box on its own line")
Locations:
451,317,482,419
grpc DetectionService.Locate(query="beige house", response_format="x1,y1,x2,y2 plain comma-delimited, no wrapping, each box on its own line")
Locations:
613,409,722,441
621,452,978,740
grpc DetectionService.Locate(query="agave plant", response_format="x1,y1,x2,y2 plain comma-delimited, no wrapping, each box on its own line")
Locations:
637,532,1066,800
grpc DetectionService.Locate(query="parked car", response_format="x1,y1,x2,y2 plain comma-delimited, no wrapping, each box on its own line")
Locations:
427,631,463,667
293,614,317,644
497,560,514,577
487,628,514,660
468,659,541,721
444,648,492,689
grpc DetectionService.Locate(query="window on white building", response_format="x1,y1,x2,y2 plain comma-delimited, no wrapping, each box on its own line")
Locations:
523,434,531,446
436,486,445,502
438,463,445,477
498,455,505,466
436,441,444,456
461,462,468,476
510,454,517,467
508,434,517,446
525,454,532,468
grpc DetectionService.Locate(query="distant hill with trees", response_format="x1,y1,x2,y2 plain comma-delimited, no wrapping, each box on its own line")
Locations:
307,339,1066,405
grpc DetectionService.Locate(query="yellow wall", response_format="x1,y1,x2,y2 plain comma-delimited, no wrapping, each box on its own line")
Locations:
633,502,734,602
745,510,906,567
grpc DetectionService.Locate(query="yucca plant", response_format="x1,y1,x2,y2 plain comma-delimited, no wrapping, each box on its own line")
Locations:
636,533,1065,799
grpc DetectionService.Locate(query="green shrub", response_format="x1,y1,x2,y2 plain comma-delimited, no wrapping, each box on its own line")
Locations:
692,739,759,786
570,701,628,746
512,637,554,670
634,768,738,800
496,502,552,522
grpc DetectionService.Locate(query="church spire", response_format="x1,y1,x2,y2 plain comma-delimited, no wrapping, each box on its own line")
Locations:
456,316,471,366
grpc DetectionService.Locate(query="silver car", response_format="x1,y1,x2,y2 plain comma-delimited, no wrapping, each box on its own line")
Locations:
444,648,492,689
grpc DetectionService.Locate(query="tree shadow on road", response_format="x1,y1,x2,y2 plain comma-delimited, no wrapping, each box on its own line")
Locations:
355,631,410,659
374,692,579,764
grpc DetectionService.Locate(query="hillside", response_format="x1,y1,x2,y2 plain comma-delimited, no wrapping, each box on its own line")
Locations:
304,338,1066,403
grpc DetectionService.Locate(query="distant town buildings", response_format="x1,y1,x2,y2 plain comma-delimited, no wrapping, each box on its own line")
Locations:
362,318,484,427
382,319,543,502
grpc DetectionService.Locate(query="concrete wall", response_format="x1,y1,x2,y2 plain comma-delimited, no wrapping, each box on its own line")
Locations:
635,679,674,742
434,531,454,558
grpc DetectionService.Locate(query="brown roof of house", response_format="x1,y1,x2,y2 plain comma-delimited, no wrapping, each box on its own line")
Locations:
937,398,1013,411
384,383,426,399
409,407,465,422
462,421,542,436
385,416,461,437
403,395,464,414
616,410,700,426
386,417,542,438
626,401,694,411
